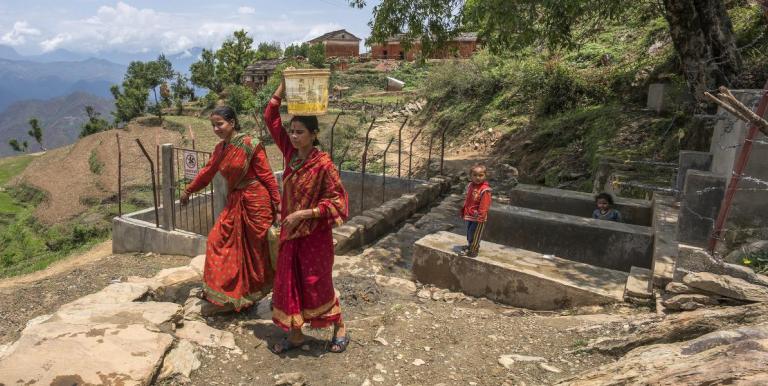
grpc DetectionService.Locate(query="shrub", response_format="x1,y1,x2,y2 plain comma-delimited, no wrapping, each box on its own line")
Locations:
89,150,103,175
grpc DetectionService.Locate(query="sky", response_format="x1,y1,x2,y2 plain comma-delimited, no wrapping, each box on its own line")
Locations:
0,0,379,55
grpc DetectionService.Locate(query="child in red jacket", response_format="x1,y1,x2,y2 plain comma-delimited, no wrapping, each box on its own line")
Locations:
460,164,492,257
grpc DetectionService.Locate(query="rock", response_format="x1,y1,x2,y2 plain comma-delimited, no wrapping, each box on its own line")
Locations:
374,337,389,346
159,340,201,381
0,321,174,385
662,294,719,311
374,275,417,294
63,282,151,308
412,359,426,366
504,354,546,362
675,244,768,287
725,240,768,264
416,288,431,299
557,324,768,385
274,372,306,386
372,374,385,382
189,254,206,275
539,363,562,373
580,302,768,356
664,281,702,295
183,296,205,321
175,320,239,351
683,271,768,302
54,301,183,331
361,379,372,386
498,355,516,370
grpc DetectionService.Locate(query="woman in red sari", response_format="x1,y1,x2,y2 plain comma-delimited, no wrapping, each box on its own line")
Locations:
181,105,281,313
265,80,350,354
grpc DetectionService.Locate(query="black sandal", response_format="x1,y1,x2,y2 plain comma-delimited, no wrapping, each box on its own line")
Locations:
328,334,350,353
271,337,304,354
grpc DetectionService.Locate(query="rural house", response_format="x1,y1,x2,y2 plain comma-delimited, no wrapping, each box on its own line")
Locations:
306,29,362,59
242,59,281,91
370,32,480,61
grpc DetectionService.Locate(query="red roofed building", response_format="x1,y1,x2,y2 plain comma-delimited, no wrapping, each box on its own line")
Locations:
307,29,362,59
370,33,480,61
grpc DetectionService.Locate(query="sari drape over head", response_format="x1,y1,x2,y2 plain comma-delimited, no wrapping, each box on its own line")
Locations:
186,132,281,310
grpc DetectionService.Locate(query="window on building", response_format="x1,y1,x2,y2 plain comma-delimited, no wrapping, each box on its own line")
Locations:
383,50,388,58
399,51,404,60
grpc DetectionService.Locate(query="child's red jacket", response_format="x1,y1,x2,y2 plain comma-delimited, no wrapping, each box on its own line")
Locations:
461,181,492,222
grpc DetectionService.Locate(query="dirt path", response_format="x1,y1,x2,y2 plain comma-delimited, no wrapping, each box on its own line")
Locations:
0,250,190,345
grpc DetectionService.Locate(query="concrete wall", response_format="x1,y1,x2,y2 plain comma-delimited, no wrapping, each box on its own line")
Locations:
708,89,768,230
507,184,652,226
458,203,654,272
413,232,627,310
112,215,206,256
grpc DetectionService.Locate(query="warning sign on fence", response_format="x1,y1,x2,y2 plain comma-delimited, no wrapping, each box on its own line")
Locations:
183,151,199,179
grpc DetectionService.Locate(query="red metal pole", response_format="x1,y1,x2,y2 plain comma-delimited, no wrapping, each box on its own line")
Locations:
708,80,768,252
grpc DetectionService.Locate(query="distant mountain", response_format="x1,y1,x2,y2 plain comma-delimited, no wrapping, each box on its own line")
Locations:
97,47,204,73
0,92,114,157
28,49,90,62
0,45,22,60
0,58,125,111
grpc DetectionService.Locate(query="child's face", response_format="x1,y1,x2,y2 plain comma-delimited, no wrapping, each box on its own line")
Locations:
470,168,486,184
596,198,610,211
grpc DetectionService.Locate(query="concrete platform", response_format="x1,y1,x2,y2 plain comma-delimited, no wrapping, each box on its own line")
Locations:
413,232,628,310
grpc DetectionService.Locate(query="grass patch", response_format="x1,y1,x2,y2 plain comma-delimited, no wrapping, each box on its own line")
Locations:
88,150,104,175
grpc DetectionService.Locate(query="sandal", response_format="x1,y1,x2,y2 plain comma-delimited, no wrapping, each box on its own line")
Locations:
328,334,350,353
271,337,304,354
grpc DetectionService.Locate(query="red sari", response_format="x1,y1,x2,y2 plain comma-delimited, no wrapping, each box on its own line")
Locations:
185,133,281,311
264,96,349,330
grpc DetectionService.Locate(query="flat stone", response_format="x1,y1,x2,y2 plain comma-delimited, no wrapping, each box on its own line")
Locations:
624,266,652,299
683,271,768,302
374,275,417,294
539,363,562,373
63,282,151,308
158,339,201,381
413,232,627,310
557,324,768,385
54,301,182,330
274,371,306,386
0,321,173,385
155,266,201,287
665,281,702,295
662,294,719,311
675,244,768,287
175,320,238,350
183,296,205,321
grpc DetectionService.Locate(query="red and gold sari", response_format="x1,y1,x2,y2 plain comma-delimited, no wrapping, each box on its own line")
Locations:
185,133,281,311
264,96,349,330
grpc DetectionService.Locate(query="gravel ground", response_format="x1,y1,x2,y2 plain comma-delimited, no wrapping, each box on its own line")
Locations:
0,252,190,345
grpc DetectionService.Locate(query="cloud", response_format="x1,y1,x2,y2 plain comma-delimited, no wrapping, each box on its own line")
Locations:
40,33,72,52
1,21,41,46
238,6,256,15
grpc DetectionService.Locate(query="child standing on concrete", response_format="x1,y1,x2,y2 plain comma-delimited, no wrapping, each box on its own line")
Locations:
460,164,492,258
593,192,622,222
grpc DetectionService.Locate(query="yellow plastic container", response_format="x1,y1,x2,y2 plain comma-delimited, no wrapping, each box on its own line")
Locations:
283,67,331,116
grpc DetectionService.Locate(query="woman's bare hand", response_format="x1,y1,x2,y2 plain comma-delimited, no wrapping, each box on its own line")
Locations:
281,209,309,231
180,192,190,206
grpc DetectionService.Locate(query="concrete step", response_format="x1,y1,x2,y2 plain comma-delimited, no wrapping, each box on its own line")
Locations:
624,266,653,300
650,194,680,290
412,231,629,310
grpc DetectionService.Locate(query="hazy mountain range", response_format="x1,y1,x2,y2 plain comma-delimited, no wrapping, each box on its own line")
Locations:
0,45,207,157
0,92,114,157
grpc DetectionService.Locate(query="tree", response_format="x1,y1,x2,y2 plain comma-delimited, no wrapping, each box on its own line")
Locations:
350,0,742,101
79,106,111,138
308,43,326,68
110,78,149,124
216,30,257,85
255,41,283,60
170,72,194,115
8,139,23,152
284,43,309,58
190,48,224,93
27,118,45,151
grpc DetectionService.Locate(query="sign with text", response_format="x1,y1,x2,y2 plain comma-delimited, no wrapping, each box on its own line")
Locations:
183,151,199,180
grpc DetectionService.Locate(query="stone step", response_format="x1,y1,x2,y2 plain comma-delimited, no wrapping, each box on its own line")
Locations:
412,231,628,310
624,266,653,300
650,194,680,290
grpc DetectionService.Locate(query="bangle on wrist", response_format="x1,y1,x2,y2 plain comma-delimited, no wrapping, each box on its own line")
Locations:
312,208,320,218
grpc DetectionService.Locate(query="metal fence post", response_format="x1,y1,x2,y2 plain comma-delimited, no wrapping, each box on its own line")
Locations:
440,127,447,176
329,111,342,161
426,131,436,180
382,138,394,203
160,144,175,230
360,118,376,214
135,139,160,228
116,132,122,217
408,127,424,182
397,117,408,179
